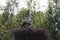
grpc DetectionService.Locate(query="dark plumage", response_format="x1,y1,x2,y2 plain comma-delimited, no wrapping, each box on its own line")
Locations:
21,15,33,28
11,15,49,40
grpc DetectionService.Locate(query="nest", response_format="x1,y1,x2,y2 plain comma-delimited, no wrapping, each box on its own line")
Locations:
11,28,49,40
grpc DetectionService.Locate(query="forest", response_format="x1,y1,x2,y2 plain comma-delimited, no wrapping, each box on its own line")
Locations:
0,0,60,40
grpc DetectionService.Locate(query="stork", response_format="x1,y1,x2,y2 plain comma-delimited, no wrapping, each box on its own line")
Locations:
21,15,33,30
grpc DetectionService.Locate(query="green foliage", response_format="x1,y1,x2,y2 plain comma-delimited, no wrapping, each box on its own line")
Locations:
46,0,60,40
0,0,60,40
0,0,19,40
0,8,48,40
32,12,48,28
16,8,30,27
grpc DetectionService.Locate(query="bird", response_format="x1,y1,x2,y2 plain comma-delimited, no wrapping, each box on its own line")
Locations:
21,15,33,29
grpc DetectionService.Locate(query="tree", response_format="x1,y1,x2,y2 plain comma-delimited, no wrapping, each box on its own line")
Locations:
46,0,60,40
32,12,47,28
16,8,29,27
0,0,19,40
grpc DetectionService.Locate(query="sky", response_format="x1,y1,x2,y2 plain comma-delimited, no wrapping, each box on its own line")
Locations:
0,0,48,14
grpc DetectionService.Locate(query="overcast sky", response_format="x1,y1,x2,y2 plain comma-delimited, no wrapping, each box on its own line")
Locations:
0,0,48,14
